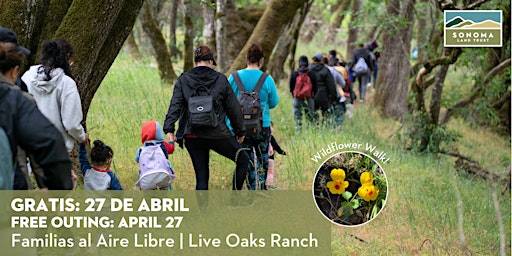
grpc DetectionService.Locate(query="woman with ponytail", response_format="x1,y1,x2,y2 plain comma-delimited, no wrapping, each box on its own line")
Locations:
227,43,279,190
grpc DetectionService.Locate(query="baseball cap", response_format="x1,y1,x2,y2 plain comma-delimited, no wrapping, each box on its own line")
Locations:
194,45,217,66
313,52,323,61
0,27,30,55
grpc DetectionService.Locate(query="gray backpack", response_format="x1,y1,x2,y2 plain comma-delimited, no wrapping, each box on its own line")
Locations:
231,71,268,136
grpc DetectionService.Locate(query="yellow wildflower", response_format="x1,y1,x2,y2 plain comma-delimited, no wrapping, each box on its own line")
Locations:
327,180,349,194
360,171,374,186
358,184,379,201
330,168,346,181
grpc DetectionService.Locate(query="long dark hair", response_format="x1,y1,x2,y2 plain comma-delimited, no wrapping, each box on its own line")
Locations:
40,39,74,80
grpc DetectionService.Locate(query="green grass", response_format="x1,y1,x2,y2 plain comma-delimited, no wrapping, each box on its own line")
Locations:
87,53,510,255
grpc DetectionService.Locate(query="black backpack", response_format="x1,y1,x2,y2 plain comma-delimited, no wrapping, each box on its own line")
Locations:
188,79,218,128
231,71,268,136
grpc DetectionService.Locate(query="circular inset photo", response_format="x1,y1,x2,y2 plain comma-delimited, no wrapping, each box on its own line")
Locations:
312,151,388,226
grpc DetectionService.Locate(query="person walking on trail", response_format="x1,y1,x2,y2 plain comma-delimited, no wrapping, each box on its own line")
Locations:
289,55,317,130
351,43,373,103
334,61,355,118
22,39,89,153
322,57,346,126
79,139,123,190
164,45,249,190
228,43,279,190
0,42,73,190
0,27,40,190
310,52,337,125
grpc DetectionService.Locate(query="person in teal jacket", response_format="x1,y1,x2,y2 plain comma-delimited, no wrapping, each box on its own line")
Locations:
227,43,279,190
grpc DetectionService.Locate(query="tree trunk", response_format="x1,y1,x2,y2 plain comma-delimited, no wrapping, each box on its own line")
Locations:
374,0,415,119
168,0,179,57
0,0,53,71
345,0,360,61
183,0,194,72
126,29,142,61
429,63,449,125
52,0,144,118
203,0,216,53
300,4,322,44
324,0,352,45
215,0,229,73
267,0,313,82
140,0,177,84
227,0,308,74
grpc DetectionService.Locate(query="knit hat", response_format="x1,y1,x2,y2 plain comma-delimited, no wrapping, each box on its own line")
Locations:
0,27,30,55
298,55,309,68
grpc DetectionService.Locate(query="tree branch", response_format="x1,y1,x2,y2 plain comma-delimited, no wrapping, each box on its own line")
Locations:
466,0,488,10
440,58,511,125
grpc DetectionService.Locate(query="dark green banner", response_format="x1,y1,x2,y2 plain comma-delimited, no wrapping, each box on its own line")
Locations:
0,191,330,256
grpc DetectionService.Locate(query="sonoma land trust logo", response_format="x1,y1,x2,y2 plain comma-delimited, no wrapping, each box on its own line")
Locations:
444,10,502,47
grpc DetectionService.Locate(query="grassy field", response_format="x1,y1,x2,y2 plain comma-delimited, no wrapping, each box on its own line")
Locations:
87,52,510,255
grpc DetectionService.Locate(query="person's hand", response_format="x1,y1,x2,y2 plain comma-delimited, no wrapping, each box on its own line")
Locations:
70,170,78,190
167,132,177,142
82,133,90,145
236,136,245,144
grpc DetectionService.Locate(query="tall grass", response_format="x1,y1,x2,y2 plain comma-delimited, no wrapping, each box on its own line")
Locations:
88,53,510,255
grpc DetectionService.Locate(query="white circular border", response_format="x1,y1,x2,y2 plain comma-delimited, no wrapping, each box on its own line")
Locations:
311,150,389,227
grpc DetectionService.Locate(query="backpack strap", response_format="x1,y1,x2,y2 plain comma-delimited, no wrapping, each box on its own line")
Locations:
231,71,246,92
232,71,268,93
253,72,268,93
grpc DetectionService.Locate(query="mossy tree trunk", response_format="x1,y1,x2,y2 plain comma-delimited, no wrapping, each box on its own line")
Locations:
126,30,142,61
227,0,308,74
345,0,360,61
203,0,216,54
140,0,176,84
374,0,415,120
215,0,229,72
0,0,59,71
168,0,180,57
182,0,194,72
267,0,313,82
51,0,144,119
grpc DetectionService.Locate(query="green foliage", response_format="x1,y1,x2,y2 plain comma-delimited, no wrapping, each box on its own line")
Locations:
89,51,510,255
401,112,461,153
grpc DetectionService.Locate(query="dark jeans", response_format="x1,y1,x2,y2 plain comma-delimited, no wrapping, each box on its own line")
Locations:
185,136,249,190
241,127,271,190
292,98,315,130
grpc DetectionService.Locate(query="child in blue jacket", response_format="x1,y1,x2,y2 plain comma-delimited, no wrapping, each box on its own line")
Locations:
79,139,123,190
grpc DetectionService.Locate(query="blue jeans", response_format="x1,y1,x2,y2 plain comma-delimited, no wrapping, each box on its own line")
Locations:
357,73,369,101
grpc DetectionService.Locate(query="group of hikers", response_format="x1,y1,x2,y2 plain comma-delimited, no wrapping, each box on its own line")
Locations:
289,41,380,131
2,24,379,192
